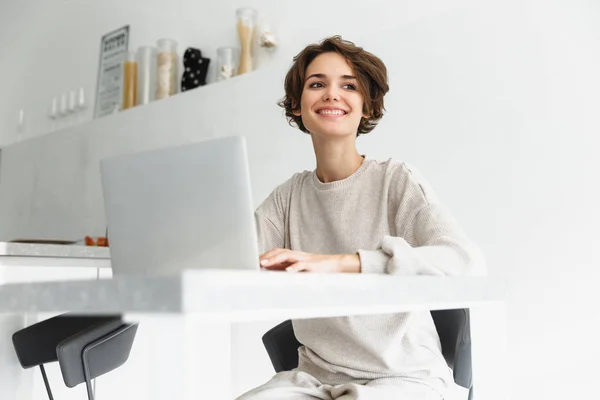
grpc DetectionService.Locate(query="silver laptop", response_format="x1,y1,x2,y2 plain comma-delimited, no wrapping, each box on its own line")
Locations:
99,136,260,275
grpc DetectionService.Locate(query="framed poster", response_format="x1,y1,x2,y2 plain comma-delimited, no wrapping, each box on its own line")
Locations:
94,25,130,118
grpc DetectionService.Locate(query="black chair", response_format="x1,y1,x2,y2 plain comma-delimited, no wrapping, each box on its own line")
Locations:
12,313,138,400
262,309,473,400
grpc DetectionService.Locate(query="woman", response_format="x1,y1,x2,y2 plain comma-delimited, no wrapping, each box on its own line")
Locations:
237,36,483,400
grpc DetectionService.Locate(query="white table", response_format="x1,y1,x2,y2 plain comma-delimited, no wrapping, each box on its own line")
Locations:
0,269,508,400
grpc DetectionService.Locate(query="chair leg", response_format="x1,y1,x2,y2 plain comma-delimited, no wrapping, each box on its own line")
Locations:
81,342,96,400
82,351,96,400
80,324,138,400
84,379,95,400
39,365,54,400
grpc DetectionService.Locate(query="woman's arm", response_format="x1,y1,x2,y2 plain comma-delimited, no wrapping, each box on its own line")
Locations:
358,201,485,276
254,176,297,255
255,209,285,255
258,163,485,276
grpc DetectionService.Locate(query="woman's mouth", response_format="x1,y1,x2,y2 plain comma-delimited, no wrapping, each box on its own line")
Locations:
316,108,348,118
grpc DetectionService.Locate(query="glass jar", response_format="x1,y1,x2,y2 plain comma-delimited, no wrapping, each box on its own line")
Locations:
216,47,240,81
136,46,157,105
236,7,257,75
156,39,178,99
122,50,138,109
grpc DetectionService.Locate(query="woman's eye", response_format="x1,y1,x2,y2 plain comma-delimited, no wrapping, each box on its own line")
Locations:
307,82,356,90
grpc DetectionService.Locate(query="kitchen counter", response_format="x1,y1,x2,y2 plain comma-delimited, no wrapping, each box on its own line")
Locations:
0,241,109,258
0,242,110,269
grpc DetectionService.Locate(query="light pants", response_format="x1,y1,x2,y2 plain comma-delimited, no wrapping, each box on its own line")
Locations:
235,370,444,400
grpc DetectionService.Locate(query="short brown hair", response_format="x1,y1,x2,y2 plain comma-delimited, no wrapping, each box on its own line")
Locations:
278,36,389,136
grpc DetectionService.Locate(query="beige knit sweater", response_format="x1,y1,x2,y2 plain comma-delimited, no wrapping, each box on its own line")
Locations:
254,157,484,395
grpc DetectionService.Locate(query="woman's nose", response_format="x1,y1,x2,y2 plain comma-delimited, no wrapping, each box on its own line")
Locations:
323,87,340,102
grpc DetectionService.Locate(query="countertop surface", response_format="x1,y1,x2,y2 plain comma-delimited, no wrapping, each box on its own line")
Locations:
0,242,110,259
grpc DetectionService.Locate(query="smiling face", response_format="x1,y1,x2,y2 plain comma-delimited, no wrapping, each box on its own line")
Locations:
293,52,366,138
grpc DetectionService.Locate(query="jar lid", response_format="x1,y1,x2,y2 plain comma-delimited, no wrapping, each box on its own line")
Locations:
156,38,178,52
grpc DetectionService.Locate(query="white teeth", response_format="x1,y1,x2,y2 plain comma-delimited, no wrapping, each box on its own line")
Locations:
318,109,345,115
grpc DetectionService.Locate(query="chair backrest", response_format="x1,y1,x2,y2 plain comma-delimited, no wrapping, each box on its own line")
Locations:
56,319,138,388
262,318,302,373
430,308,472,389
12,313,138,390
262,308,472,390
12,314,123,369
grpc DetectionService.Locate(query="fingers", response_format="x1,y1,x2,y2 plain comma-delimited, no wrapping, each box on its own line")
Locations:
262,250,302,269
260,250,339,273
286,262,310,273
260,248,286,260
260,248,287,268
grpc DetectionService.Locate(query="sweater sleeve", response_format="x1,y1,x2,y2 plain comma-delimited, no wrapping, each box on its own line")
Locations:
254,176,296,255
357,162,485,276
358,202,484,276
255,209,284,255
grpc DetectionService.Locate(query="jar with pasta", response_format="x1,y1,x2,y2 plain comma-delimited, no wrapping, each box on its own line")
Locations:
122,50,138,109
236,7,257,75
156,38,178,99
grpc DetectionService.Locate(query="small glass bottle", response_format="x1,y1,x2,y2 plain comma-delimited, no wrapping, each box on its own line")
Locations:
136,46,157,105
156,39,178,99
236,7,257,75
122,51,138,110
216,47,240,81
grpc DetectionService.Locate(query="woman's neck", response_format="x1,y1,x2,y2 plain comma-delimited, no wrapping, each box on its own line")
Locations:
311,135,364,183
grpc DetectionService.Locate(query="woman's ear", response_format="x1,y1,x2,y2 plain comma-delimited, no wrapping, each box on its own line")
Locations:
362,104,370,119
292,100,302,116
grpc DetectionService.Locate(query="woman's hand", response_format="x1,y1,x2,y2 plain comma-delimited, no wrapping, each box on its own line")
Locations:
260,249,361,273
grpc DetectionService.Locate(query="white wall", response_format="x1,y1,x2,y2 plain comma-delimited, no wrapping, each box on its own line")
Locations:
0,0,467,146
1,0,600,399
